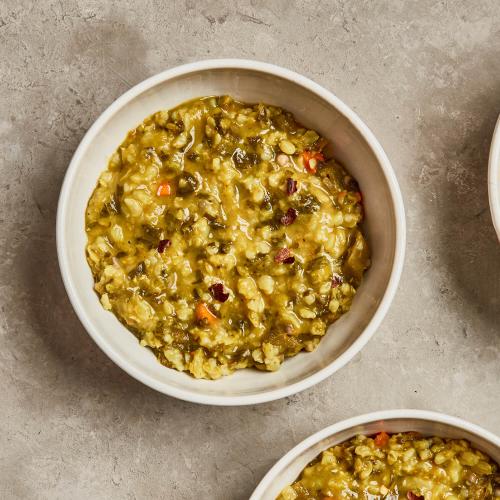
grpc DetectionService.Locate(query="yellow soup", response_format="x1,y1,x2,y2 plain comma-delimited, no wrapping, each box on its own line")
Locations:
85,96,370,379
278,432,500,500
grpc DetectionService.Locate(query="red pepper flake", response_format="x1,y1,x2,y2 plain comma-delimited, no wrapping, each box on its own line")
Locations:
407,493,424,500
157,239,171,253
302,151,325,173
286,177,297,195
374,431,390,447
280,207,298,226
275,247,294,264
332,273,343,288
209,283,229,303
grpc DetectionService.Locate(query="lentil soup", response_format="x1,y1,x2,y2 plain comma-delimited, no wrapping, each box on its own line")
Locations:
85,96,370,379
278,432,500,499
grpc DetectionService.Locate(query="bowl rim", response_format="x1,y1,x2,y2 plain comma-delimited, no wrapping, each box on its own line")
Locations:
249,409,500,499
56,58,406,405
488,115,500,241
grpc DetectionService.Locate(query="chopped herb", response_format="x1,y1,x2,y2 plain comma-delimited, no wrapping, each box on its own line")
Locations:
232,148,258,168
219,242,233,254
296,194,321,213
128,262,145,278
177,172,199,195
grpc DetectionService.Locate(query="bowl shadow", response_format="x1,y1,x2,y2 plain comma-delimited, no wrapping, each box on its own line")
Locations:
10,18,191,412
17,141,147,395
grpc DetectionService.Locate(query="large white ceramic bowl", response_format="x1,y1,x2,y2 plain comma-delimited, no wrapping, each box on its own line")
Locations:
56,59,405,405
489,115,500,241
250,410,500,499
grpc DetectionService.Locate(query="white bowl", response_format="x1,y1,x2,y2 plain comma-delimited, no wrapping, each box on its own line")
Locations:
489,115,500,241
250,409,500,499
56,59,405,405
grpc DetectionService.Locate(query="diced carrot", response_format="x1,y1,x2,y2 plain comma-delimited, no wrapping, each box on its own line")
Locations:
156,181,171,197
195,302,217,325
301,151,325,173
374,431,390,447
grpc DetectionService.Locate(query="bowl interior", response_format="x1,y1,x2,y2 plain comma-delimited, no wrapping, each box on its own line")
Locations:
253,416,500,499
59,65,400,402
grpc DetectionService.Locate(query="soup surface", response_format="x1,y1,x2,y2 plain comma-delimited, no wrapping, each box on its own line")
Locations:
278,432,499,499
85,96,370,379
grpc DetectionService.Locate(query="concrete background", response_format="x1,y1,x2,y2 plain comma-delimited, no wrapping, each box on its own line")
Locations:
1,1,499,498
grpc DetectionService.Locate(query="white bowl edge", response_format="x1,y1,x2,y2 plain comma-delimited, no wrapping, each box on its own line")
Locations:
488,115,500,241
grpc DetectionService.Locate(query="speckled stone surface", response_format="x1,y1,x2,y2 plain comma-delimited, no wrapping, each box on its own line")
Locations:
1,1,499,498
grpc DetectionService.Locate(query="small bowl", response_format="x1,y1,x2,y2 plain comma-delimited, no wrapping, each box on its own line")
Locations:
250,410,500,499
489,115,500,241
56,59,405,405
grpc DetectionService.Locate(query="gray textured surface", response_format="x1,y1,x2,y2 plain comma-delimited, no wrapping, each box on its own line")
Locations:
1,1,499,498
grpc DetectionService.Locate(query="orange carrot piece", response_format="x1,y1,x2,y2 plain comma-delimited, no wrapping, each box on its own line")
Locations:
195,302,217,325
156,181,172,197
374,431,390,447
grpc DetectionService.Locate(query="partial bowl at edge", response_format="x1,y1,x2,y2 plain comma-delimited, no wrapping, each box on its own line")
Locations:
250,409,500,499
488,115,500,241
